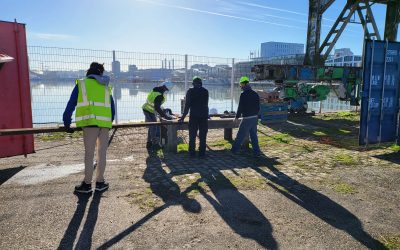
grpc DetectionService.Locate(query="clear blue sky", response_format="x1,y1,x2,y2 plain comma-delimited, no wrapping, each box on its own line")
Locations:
2,0,394,58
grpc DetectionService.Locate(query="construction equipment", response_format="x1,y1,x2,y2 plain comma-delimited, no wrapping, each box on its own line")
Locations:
251,0,399,113
252,64,362,113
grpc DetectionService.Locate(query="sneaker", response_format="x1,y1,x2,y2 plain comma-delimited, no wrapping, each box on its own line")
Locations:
95,181,109,192
74,181,92,194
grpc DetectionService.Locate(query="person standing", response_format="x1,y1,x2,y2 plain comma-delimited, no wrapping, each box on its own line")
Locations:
179,76,209,157
63,62,115,193
231,76,261,156
142,82,175,149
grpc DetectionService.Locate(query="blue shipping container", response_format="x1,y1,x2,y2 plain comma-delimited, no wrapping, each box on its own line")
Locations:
260,102,288,124
359,40,400,146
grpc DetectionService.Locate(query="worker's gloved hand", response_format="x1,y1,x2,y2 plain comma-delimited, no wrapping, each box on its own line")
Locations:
64,125,74,133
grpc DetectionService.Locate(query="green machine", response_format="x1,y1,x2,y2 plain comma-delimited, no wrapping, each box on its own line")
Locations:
252,65,362,113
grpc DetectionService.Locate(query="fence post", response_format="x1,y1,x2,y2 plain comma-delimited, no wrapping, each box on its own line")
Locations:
184,54,188,92
113,87,118,124
230,58,235,112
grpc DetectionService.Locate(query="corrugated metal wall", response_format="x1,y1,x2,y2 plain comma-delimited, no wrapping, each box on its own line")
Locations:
0,21,34,157
359,40,400,146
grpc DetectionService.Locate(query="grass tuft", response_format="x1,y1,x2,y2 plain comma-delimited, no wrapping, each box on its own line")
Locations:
334,153,358,166
333,183,357,194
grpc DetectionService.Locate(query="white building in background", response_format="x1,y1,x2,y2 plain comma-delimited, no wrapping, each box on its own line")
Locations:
261,42,304,58
325,48,362,67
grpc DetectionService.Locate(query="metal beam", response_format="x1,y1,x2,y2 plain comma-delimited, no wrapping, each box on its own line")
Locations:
304,0,324,66
384,0,400,41
319,1,359,61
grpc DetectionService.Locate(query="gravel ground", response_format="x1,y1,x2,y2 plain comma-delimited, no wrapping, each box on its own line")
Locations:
0,113,399,250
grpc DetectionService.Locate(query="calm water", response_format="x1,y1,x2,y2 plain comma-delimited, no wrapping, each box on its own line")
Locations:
30,81,353,125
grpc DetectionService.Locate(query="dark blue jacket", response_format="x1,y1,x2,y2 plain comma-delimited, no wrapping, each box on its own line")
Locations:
181,86,209,119
63,85,115,127
235,86,260,119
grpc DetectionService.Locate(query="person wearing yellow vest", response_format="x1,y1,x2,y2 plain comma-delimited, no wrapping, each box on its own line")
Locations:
63,62,115,194
142,81,175,149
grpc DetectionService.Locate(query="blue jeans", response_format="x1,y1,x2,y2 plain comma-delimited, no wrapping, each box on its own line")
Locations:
143,110,160,144
231,116,261,155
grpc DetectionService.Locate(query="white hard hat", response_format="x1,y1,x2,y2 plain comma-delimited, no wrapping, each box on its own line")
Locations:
162,81,174,90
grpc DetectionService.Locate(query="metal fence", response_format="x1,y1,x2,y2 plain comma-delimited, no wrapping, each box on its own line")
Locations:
28,46,258,126
28,46,354,127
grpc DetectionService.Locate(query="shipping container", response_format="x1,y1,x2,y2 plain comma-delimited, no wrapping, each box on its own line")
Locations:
0,21,34,157
359,40,400,146
259,102,288,124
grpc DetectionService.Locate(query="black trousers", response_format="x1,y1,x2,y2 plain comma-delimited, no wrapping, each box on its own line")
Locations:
188,117,208,155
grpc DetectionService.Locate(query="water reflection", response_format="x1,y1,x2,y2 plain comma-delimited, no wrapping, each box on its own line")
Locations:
30,81,353,125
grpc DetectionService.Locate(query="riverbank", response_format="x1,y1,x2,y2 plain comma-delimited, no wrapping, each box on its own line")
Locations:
0,112,399,249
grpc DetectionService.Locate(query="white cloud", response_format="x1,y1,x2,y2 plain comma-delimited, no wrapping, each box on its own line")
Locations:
135,0,303,29
30,32,78,41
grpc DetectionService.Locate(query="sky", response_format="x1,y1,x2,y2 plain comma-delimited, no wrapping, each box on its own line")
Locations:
2,0,395,59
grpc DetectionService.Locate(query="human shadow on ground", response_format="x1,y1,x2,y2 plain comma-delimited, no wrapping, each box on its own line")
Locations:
75,192,103,250
373,151,400,165
98,148,385,249
57,193,90,250
165,150,278,248
0,165,25,185
96,149,202,250
251,153,387,249
196,168,278,249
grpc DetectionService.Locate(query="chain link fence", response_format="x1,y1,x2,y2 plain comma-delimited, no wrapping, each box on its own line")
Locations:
28,46,259,127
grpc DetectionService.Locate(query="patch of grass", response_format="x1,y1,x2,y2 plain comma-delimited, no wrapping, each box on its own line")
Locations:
313,131,327,136
209,139,232,150
338,129,352,134
301,144,316,153
334,152,358,166
226,175,268,190
127,188,161,210
389,144,400,153
271,133,292,144
333,183,358,194
380,235,400,250
38,131,83,141
325,111,359,120
177,143,188,153
156,149,164,157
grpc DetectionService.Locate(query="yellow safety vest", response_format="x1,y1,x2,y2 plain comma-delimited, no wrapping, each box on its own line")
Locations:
75,78,112,128
142,91,165,114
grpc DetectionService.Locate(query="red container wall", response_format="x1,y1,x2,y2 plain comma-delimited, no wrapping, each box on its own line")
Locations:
0,21,34,157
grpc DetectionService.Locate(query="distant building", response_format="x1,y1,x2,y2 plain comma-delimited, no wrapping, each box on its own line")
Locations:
334,48,353,58
112,61,121,75
261,42,304,58
128,64,138,73
325,48,361,67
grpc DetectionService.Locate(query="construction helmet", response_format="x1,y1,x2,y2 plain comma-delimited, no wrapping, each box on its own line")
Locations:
192,76,202,85
239,76,250,86
162,81,173,91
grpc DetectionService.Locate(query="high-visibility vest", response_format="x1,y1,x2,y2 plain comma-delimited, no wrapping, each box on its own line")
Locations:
142,91,165,114
75,78,112,128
